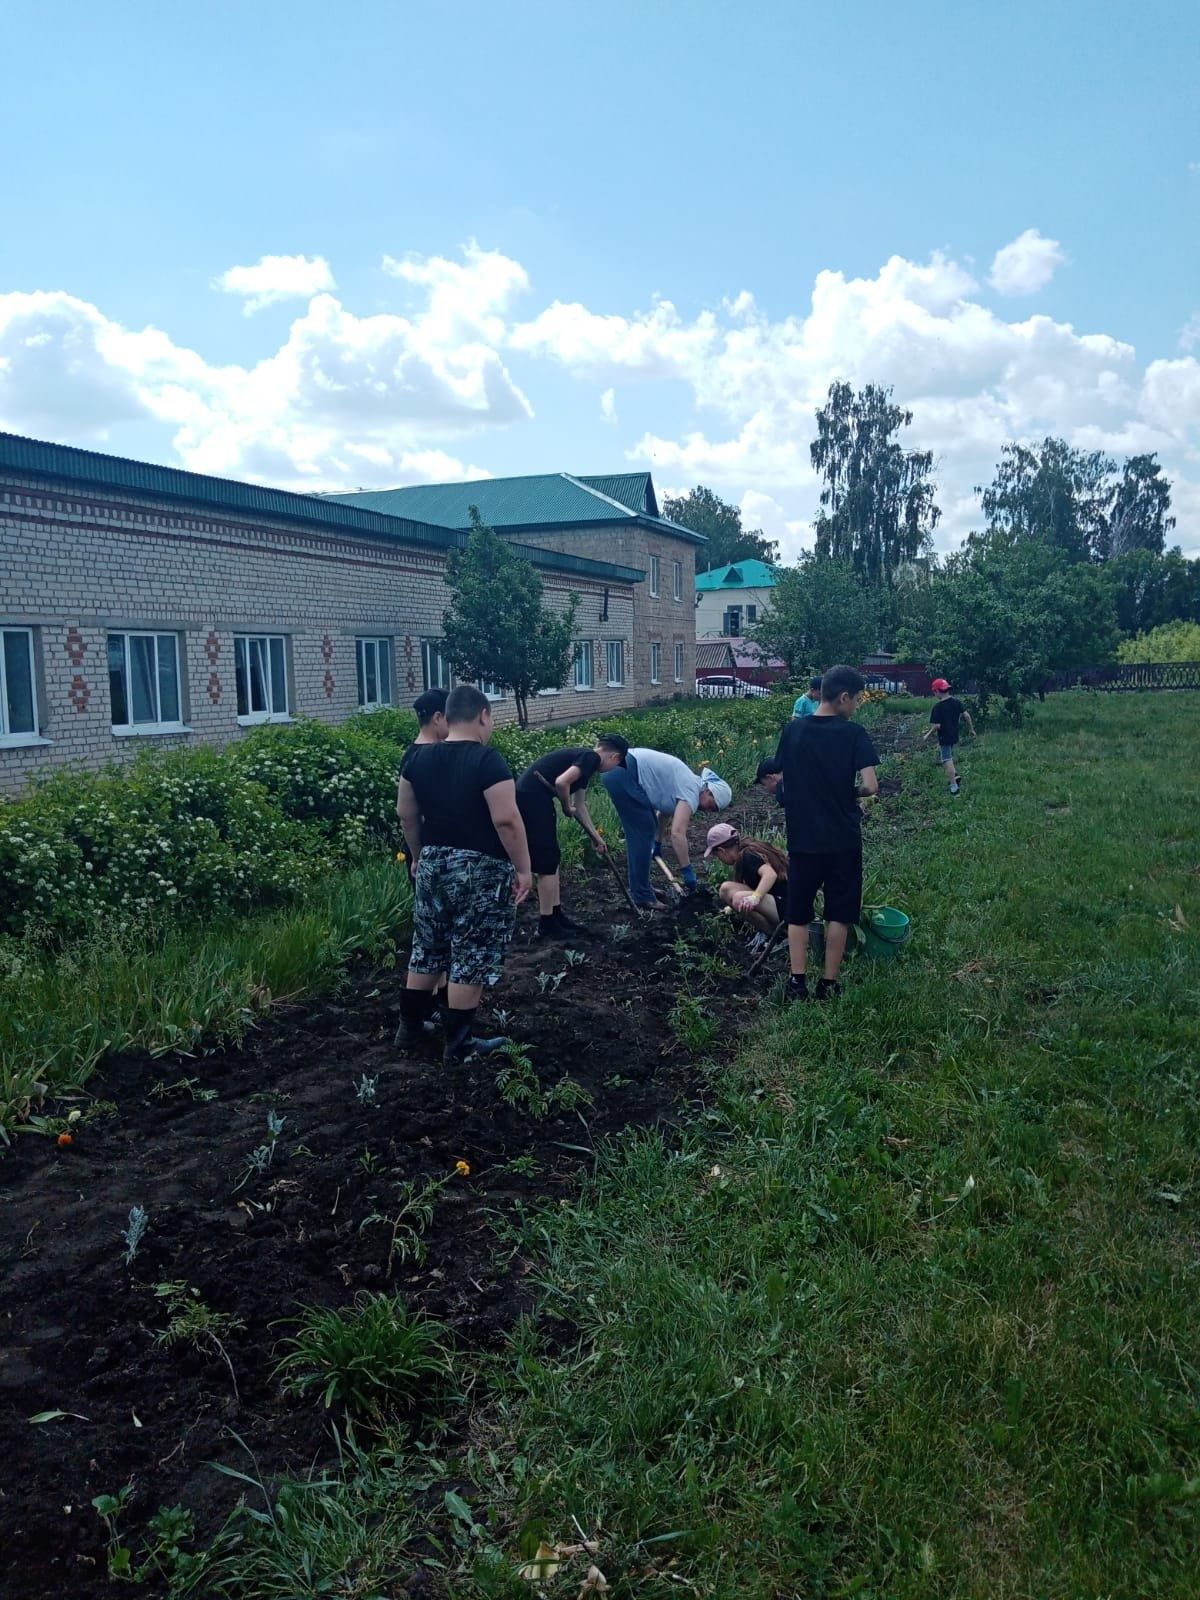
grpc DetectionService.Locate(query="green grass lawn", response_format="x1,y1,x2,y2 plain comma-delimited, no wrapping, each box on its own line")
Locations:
475,693,1200,1598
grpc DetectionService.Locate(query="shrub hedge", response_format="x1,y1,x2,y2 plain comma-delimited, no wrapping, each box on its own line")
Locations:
1,697,791,943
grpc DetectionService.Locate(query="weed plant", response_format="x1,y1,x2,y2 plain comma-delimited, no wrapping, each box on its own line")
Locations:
274,1293,451,1418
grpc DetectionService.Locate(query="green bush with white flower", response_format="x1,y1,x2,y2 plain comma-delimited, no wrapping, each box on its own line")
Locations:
0,695,795,944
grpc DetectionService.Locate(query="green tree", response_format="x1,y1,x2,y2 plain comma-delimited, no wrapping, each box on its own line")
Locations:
1116,620,1200,663
1102,454,1175,558
751,557,879,675
663,485,779,570
1106,547,1200,634
810,381,940,586
978,438,1111,562
441,509,579,728
901,541,1119,719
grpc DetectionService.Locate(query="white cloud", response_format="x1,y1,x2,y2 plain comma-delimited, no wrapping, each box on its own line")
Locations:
599,387,618,424
0,245,532,487
1179,313,1200,352
739,489,814,562
988,228,1066,296
214,254,336,314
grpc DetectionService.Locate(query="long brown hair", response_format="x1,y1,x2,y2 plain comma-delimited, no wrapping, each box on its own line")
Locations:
734,835,788,882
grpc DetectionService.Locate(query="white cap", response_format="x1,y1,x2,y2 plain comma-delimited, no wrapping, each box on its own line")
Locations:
700,767,732,810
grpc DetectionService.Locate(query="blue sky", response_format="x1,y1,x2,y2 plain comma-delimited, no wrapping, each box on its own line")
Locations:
2,0,1197,555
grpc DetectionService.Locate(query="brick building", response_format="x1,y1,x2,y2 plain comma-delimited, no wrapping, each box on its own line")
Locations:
333,472,704,700
0,434,699,795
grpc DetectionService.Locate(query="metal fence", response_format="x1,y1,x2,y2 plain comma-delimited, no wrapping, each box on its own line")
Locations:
1045,661,1200,692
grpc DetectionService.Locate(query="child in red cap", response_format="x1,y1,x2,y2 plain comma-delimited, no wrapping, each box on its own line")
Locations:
923,679,975,794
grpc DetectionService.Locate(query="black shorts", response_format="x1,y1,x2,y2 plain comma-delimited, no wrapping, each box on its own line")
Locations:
516,789,561,876
786,850,863,926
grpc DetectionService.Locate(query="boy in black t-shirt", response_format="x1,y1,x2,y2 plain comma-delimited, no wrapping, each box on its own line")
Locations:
922,678,976,795
396,686,532,1064
775,664,879,1001
516,744,617,939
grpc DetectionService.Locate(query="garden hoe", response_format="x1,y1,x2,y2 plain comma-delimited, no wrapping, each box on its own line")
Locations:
535,772,646,918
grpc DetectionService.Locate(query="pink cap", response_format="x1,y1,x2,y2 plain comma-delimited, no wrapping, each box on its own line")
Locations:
704,822,740,857
931,677,950,692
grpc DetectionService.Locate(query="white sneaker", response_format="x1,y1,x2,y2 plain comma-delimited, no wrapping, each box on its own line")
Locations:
747,932,769,955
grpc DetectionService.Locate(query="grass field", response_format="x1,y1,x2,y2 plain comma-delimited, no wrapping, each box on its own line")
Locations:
469,693,1200,1598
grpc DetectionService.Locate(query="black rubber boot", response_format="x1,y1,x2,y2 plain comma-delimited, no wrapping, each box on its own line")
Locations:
787,974,810,1003
815,977,843,1002
442,1007,478,1067
552,907,587,935
395,987,437,1044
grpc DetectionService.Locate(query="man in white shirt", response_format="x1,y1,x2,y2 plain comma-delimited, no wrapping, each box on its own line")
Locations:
601,743,731,901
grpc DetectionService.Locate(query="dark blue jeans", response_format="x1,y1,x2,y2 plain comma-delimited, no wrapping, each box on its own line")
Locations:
601,756,658,906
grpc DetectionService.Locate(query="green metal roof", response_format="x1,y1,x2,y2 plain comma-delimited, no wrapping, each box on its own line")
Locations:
577,472,659,516
332,470,705,546
0,432,645,586
695,559,778,591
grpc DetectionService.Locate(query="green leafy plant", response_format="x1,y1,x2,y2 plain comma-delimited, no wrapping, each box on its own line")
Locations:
154,1281,244,1396
359,1176,444,1275
273,1292,451,1417
121,1205,148,1266
669,991,720,1053
92,1484,134,1580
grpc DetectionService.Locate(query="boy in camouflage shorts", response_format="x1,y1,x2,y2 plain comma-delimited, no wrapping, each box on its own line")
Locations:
396,686,532,1064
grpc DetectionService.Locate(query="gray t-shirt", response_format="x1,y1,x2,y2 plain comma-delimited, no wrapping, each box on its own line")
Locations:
629,748,701,815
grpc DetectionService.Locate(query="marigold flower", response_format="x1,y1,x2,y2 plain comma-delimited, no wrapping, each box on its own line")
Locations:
56,1132,73,1148
454,1159,471,1177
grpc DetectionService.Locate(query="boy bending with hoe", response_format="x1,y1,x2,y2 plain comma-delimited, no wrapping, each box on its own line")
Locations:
515,737,625,939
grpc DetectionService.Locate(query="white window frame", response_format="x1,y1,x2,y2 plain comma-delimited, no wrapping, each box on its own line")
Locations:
109,630,188,736
573,641,594,691
650,641,661,684
672,560,682,602
649,554,660,597
421,639,454,692
0,626,44,747
480,677,508,701
234,633,290,726
355,637,394,710
674,642,684,684
605,639,625,688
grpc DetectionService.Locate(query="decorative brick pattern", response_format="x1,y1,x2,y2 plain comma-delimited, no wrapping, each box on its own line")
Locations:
0,471,693,795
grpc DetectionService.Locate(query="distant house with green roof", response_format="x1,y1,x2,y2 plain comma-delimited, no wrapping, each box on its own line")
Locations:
694,559,777,638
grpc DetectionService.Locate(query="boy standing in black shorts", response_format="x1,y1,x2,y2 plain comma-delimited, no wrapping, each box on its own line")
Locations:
775,664,879,1001
515,743,615,938
396,686,532,1064
922,678,975,795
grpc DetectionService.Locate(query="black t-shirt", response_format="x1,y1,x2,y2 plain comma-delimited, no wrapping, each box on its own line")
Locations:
737,847,786,901
517,746,600,798
930,697,964,745
398,737,436,780
403,740,514,859
775,715,879,856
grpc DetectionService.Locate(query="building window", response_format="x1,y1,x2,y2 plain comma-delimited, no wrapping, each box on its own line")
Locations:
480,678,507,701
108,631,184,732
605,640,625,687
649,555,660,597
672,560,682,601
723,606,742,637
674,643,684,683
601,587,610,622
0,627,38,743
421,640,453,691
650,642,661,684
356,638,393,710
747,604,757,625
573,641,594,690
234,634,289,724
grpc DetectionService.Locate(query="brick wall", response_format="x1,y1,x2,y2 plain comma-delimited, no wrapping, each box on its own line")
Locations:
505,525,697,701
0,474,642,794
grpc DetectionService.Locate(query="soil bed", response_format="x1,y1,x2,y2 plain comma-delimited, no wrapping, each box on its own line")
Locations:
0,825,760,1597
0,720,910,1598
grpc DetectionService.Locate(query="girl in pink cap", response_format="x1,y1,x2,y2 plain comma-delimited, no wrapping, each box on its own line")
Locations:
704,823,789,954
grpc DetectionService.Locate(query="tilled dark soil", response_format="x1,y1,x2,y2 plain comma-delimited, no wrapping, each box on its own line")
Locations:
0,724,910,1599
0,831,765,1598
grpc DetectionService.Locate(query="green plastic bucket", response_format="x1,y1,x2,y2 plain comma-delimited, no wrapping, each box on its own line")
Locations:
859,905,911,960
